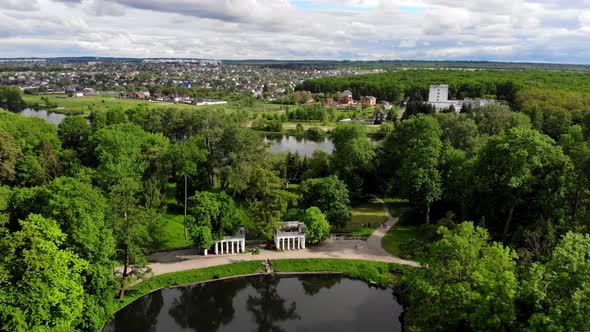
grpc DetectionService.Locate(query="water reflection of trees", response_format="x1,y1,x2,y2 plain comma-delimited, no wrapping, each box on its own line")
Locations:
298,274,342,296
247,276,300,332
109,290,163,332
168,278,249,332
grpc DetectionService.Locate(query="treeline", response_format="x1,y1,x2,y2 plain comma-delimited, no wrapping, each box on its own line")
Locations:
0,102,361,331
298,69,590,103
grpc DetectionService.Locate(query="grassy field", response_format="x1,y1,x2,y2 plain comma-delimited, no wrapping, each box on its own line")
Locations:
334,197,387,237
23,94,204,115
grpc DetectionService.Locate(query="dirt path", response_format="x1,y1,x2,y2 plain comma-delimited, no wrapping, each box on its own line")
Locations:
146,199,417,276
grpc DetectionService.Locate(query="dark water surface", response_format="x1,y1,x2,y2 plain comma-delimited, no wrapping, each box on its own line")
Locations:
104,275,403,332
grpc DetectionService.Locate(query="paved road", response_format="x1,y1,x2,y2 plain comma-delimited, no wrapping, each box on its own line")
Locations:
146,199,418,276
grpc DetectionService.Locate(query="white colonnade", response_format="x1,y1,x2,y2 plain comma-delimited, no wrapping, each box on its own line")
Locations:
275,235,305,250
212,238,246,256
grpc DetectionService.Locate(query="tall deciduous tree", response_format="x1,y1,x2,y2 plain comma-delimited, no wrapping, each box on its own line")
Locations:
171,137,208,239
298,176,351,228
524,232,590,330
384,115,443,224
330,123,375,193
246,167,297,240
41,177,116,330
0,215,87,331
404,222,518,331
472,127,572,241
92,123,168,299
188,191,244,242
302,207,330,244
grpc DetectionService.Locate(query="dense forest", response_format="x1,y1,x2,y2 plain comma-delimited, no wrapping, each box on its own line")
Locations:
298,69,590,103
1,77,590,330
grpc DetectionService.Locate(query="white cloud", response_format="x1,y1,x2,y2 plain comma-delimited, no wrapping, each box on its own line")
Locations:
0,0,587,63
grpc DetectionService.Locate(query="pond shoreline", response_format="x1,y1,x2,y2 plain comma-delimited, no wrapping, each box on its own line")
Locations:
106,267,405,332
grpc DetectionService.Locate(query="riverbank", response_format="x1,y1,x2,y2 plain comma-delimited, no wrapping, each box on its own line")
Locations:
112,258,413,314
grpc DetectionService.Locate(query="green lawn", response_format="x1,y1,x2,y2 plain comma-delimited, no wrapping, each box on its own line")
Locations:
161,213,192,249
381,199,429,260
335,197,387,237
114,261,264,312
23,94,206,115
160,182,191,249
384,197,410,217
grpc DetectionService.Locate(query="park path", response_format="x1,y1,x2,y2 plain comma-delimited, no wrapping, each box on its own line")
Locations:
146,199,417,276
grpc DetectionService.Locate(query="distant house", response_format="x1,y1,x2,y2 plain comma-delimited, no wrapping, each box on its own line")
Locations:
82,88,98,96
135,91,151,100
361,96,377,106
324,98,335,106
373,110,388,124
299,91,314,104
338,90,354,105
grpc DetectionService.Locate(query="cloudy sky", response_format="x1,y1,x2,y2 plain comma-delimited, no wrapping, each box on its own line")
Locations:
0,0,589,63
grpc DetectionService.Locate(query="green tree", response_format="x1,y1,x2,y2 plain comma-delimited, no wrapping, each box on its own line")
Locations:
330,123,375,193
57,116,90,151
188,191,244,242
298,176,351,228
41,177,116,330
171,137,208,240
0,215,87,331
0,86,26,112
524,232,590,330
472,127,572,241
435,113,479,153
302,207,330,244
246,167,297,240
404,222,518,331
384,115,443,224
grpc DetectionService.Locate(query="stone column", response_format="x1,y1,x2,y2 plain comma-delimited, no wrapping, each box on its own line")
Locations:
204,249,208,256
215,242,218,255
302,238,306,249
242,240,245,252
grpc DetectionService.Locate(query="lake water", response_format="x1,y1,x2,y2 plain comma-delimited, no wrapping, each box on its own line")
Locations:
265,135,334,156
265,135,381,156
104,274,404,332
18,108,66,125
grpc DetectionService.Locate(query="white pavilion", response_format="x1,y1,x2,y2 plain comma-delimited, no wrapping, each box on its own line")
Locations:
209,226,246,256
274,221,306,250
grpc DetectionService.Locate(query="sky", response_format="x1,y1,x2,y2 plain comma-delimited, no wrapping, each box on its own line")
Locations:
0,0,589,63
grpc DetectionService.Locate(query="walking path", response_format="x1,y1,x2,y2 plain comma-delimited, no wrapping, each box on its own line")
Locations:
146,199,418,276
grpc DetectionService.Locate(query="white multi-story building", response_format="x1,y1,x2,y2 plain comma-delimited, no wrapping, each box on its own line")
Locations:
427,84,497,112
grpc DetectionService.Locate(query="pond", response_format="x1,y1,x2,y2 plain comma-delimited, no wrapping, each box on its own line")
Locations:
104,274,404,332
264,135,334,156
18,108,66,125
264,135,382,156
